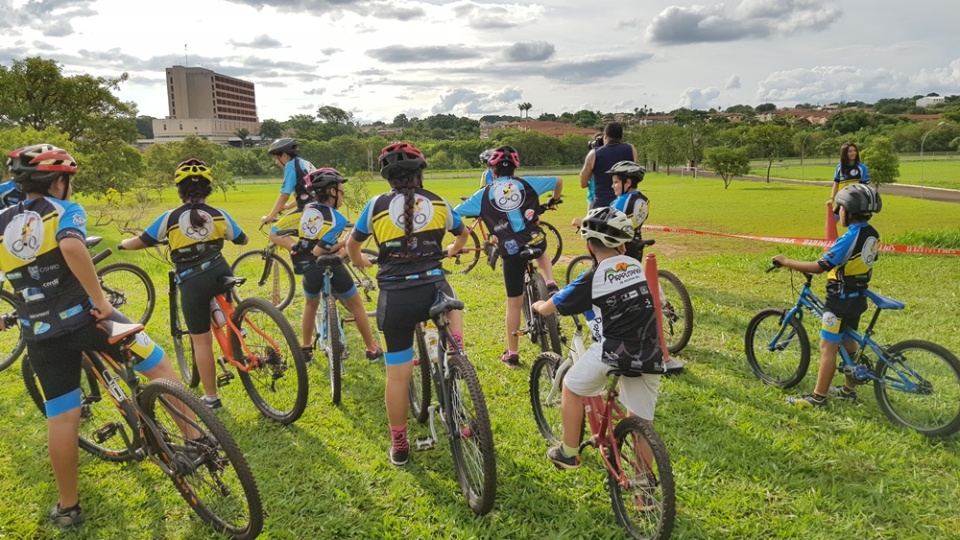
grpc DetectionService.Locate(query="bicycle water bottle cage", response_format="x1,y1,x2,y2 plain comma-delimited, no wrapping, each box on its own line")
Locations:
316,254,343,267
429,292,465,319
85,236,103,248
865,290,905,311
97,319,145,345
520,246,543,260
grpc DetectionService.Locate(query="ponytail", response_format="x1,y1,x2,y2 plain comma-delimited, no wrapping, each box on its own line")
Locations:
177,180,213,228
389,173,421,250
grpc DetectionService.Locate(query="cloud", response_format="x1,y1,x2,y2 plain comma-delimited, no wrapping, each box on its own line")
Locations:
756,65,911,104
676,87,721,109
451,1,545,29
725,74,741,89
367,45,482,63
42,20,74,37
320,48,341,55
33,40,57,51
914,58,960,90
430,86,524,115
229,35,286,48
503,41,555,63
542,53,654,83
1,0,97,35
647,1,840,45
304,88,326,95
222,0,424,20
618,18,642,29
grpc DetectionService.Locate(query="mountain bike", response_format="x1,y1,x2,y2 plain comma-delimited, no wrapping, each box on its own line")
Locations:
19,316,263,539
407,291,497,515
565,239,693,355
745,265,960,437
230,224,297,311
529,319,675,540
519,245,563,354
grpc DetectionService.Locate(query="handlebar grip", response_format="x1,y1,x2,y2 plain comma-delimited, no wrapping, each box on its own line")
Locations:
766,260,782,273
91,248,113,266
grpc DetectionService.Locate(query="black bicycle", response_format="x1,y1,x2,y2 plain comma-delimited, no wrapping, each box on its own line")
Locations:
519,245,563,354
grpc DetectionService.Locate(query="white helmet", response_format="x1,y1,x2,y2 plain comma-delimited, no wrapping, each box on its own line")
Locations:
579,207,634,248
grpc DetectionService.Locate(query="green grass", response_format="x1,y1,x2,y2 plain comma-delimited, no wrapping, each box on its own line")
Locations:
748,157,960,190
2,179,960,539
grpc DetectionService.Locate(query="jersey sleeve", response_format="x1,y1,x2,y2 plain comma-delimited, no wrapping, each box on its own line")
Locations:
553,269,595,315
445,200,464,235
818,229,857,270
139,211,171,245
321,209,349,245
55,201,87,241
833,164,843,182
860,164,870,184
351,197,376,241
220,209,248,244
280,161,298,194
453,189,483,217
522,176,559,197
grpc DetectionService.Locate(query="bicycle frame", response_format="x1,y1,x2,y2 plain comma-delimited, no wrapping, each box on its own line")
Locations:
416,307,462,449
582,380,634,486
314,265,346,351
542,314,587,411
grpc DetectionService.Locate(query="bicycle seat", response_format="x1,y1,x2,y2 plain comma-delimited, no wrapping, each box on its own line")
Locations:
218,276,248,289
520,246,543,260
97,319,145,345
865,290,905,310
274,228,297,237
637,239,656,248
316,254,343,267
429,296,465,319
85,236,103,248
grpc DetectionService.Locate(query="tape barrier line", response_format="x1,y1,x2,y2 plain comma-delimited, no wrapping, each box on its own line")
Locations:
644,225,960,256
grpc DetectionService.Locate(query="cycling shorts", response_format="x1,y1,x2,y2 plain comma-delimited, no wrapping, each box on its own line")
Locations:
179,257,234,334
301,262,357,301
821,296,868,343
377,281,456,365
501,237,547,298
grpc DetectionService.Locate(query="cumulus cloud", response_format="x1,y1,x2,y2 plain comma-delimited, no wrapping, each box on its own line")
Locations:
229,35,285,48
320,48,341,55
647,0,840,44
42,20,74,37
367,45,482,63
451,0,546,29
725,74,741,89
430,86,524,115
756,65,912,104
304,88,326,95
914,58,960,90
676,87,721,109
542,53,654,83
618,18,642,29
223,0,424,20
503,41,555,63
1,0,97,35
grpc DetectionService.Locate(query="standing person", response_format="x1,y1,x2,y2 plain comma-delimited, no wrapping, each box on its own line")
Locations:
455,145,562,368
584,133,603,209
346,142,470,466
572,160,648,259
120,159,248,410
479,149,495,186
580,122,637,209
261,137,316,225
0,145,198,531
829,142,870,205
773,184,882,408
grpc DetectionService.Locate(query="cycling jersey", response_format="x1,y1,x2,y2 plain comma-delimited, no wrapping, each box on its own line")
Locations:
552,254,665,373
0,197,94,341
611,190,649,236
352,188,463,291
0,180,24,208
592,143,634,207
272,202,348,274
481,169,494,187
818,221,879,298
139,203,247,275
833,162,870,192
455,175,557,258
280,157,316,210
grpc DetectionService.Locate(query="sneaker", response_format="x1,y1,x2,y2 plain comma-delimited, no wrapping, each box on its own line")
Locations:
829,385,858,401
365,346,384,363
500,350,520,369
664,357,685,374
786,393,827,408
49,503,84,531
389,446,409,466
301,346,314,364
202,395,223,410
546,444,581,470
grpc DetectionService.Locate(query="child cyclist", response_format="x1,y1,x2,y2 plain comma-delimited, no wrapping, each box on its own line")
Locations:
1,144,200,531
455,145,562,368
268,167,382,361
533,208,666,469
829,142,870,207
346,142,470,466
773,183,882,408
261,137,316,226
120,159,248,409
573,160,648,259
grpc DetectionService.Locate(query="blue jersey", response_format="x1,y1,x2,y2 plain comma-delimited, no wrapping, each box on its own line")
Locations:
0,180,24,208
833,162,870,192
455,175,558,257
280,157,316,210
140,203,246,268
818,221,879,298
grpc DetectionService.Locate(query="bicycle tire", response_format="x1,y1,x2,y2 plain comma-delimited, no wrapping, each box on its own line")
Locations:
138,379,263,539
441,229,481,275
97,262,156,326
540,220,563,266
873,340,960,437
22,354,137,462
324,295,344,405
607,417,676,540
409,324,432,424
231,297,309,424
564,254,594,286
520,277,538,346
532,272,562,354
744,308,810,388
231,250,296,311
0,289,25,372
657,270,694,355
530,352,564,444
170,278,200,388
447,354,497,515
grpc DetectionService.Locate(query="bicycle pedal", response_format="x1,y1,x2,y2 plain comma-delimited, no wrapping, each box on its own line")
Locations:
92,423,120,443
342,316,355,323
216,371,235,387
414,438,436,451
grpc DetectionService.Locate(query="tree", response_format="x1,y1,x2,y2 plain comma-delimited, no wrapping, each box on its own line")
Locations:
860,137,899,188
284,114,318,136
703,147,750,189
234,128,251,148
258,118,284,140
755,103,777,113
136,116,155,139
746,124,792,182
392,113,409,127
316,105,352,125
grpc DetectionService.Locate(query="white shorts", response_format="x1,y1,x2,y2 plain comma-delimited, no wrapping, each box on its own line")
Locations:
563,342,661,421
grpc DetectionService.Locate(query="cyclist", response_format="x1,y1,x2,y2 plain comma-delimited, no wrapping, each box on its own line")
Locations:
580,122,637,209
572,160,648,259
829,142,870,207
1,148,26,207
269,167,382,361
120,158,249,410
773,183,882,408
346,142,469,466
532,208,665,470
261,137,316,225
455,145,562,368
0,144,199,531
584,133,603,209
479,149,495,186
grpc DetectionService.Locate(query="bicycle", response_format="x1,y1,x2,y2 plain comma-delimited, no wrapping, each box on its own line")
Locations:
519,245,563,355
441,198,563,275
745,265,960,437
406,291,497,515
529,315,676,540
230,224,297,310
19,315,263,538
0,235,155,373
565,239,693,355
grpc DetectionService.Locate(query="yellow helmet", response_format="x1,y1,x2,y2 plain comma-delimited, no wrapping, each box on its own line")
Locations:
174,158,213,184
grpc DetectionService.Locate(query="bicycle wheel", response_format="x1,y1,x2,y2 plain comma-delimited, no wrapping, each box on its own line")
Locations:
170,285,199,388
447,354,497,515
409,324,432,424
138,379,263,539
231,297,309,424
0,290,25,372
744,308,810,388
874,340,960,437
540,220,563,265
22,354,137,462
657,270,694,355
607,417,676,540
530,352,564,444
532,272,562,354
231,250,296,310
441,230,481,275
97,262,156,326
565,254,594,286
324,295,344,405
350,249,380,317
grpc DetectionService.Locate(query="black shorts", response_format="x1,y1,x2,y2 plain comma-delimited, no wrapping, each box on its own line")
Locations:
821,296,868,343
501,238,547,298
178,257,234,334
301,262,356,300
377,281,456,360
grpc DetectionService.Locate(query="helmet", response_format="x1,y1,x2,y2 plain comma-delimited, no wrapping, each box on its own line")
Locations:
479,149,494,165
488,145,519,168
268,138,299,157
304,167,347,192
834,184,881,216
579,207,634,248
588,133,604,150
378,142,427,180
10,144,77,186
606,160,645,183
174,158,213,184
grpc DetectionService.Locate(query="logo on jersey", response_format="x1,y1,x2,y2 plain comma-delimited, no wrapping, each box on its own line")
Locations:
28,266,40,280
177,210,213,241
603,261,643,285
861,236,879,266
633,200,648,226
300,206,325,239
822,311,838,328
3,210,44,261
388,194,433,232
490,180,523,211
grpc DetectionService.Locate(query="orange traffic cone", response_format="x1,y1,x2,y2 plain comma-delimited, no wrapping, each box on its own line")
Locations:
825,201,838,242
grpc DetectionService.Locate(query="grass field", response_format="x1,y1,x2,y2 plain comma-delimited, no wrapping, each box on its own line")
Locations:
1,176,960,539
748,155,960,191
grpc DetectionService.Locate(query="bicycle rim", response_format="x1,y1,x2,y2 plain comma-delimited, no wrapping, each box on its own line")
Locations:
529,352,563,444
447,354,497,515
230,251,296,310
744,308,810,388
564,254,594,287
540,220,563,265
325,295,343,405
607,417,676,540
657,270,694,355
441,229,480,275
138,379,263,539
172,294,199,388
232,298,309,424
0,290,25,372
97,262,156,326
408,324,432,424
874,340,960,437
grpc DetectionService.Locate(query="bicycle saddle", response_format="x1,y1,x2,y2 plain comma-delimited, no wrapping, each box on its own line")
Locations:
316,254,343,267
97,319,145,345
865,290,905,310
85,236,103,248
429,294,465,319
637,239,656,248
520,246,543,260
218,276,248,289
274,228,297,237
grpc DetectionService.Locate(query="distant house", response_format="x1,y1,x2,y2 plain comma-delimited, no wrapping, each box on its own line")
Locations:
637,115,675,126
916,96,945,107
479,120,596,139
757,108,832,125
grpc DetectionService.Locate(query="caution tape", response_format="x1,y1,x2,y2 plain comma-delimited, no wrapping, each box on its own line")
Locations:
644,225,960,256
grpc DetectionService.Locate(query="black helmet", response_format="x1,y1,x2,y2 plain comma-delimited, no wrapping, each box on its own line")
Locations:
606,160,645,183
579,207,634,248
479,149,494,165
834,184,881,216
268,138,299,157
378,142,427,180
488,146,519,168
304,167,347,193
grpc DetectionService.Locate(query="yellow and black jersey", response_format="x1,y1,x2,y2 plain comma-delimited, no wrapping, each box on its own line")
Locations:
818,221,880,297
140,203,247,268
272,203,349,273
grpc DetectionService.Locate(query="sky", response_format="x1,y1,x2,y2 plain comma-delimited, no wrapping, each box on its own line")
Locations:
1,0,959,124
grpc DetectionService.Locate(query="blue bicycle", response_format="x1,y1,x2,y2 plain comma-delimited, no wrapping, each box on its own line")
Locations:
744,266,960,437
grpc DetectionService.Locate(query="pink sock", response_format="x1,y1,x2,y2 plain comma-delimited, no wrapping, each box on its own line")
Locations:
390,425,408,451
